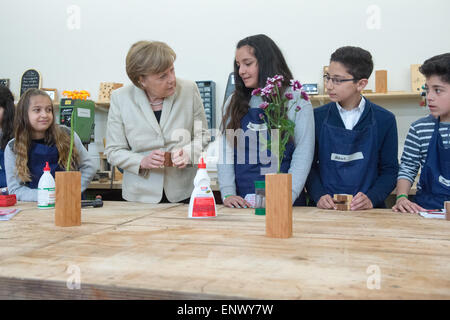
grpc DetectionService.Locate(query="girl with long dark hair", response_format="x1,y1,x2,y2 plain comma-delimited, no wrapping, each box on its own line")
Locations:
218,34,315,208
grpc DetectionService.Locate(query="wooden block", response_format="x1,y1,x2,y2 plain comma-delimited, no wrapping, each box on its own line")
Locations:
114,167,123,181
333,194,353,203
375,70,388,93
411,64,426,93
164,152,173,167
265,173,292,238
445,201,450,221
98,82,123,103
97,171,109,183
336,203,351,211
55,171,81,227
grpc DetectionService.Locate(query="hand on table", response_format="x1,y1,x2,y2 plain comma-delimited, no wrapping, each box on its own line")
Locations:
223,195,252,209
140,150,165,169
317,194,336,210
392,197,424,214
350,192,373,211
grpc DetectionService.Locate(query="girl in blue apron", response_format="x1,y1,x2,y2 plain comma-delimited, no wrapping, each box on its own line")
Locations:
0,86,16,193
4,88,97,201
218,34,315,209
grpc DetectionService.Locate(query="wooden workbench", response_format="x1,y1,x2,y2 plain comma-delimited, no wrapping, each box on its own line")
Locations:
0,202,449,300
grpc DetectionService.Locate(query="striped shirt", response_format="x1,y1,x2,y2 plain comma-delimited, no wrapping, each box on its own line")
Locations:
398,115,450,188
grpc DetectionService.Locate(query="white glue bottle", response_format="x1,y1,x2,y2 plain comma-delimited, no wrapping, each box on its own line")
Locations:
188,157,216,218
37,162,56,209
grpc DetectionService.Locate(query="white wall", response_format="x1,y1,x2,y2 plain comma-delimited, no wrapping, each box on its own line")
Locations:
1,0,449,158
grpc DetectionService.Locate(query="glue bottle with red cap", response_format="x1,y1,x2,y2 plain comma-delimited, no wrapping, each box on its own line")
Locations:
188,157,216,218
37,162,56,209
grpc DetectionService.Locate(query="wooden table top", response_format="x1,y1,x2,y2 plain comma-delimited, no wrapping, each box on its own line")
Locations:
0,201,449,300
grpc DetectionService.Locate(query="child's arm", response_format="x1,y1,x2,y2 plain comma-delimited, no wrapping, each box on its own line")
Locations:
362,114,399,208
289,98,315,204
73,132,98,192
4,142,37,201
392,179,424,213
304,109,331,208
392,123,425,213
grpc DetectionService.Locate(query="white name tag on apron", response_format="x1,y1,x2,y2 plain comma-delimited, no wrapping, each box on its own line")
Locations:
247,122,267,131
331,152,364,162
438,175,450,187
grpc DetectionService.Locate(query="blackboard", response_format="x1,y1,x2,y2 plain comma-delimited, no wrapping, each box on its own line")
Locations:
0,79,9,88
20,69,41,97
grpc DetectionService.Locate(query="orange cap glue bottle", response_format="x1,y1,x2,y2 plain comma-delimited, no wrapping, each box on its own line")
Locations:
188,157,216,218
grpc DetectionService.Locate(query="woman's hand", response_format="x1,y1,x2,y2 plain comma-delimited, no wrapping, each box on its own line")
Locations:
223,195,252,209
140,150,165,169
350,192,373,211
317,194,336,209
171,149,190,168
392,197,425,214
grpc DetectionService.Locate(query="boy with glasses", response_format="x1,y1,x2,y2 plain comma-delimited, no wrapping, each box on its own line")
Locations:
393,53,450,212
306,46,399,210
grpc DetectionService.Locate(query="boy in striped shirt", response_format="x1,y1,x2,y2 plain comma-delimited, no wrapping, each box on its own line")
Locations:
393,53,450,212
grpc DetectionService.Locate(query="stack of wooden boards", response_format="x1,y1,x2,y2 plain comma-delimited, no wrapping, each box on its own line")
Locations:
333,194,353,211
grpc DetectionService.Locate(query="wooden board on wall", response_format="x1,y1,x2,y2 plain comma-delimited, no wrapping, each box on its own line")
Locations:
375,70,388,93
411,64,426,93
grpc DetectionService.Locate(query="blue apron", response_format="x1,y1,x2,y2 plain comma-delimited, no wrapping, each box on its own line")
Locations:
27,141,63,189
0,148,6,188
234,108,304,203
415,117,450,209
319,104,378,197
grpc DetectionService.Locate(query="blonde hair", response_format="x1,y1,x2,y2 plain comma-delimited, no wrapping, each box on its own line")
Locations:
126,40,176,88
14,88,79,182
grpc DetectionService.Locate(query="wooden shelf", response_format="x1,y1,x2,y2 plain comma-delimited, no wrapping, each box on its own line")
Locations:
310,91,421,105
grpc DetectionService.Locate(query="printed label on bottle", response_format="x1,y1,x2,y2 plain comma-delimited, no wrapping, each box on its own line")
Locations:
38,187,56,208
192,197,216,217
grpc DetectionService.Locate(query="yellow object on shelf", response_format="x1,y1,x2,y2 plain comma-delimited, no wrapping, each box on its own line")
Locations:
62,90,91,100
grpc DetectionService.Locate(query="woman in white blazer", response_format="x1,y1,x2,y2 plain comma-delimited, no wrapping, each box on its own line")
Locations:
105,41,210,203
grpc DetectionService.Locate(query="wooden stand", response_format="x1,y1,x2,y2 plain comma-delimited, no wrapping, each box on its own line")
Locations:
376,70,388,93
265,173,292,238
55,171,81,227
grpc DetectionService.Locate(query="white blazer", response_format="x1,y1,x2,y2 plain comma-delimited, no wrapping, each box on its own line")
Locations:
105,78,210,203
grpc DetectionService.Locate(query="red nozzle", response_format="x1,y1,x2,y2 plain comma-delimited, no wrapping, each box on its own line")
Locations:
198,157,206,169
43,162,51,171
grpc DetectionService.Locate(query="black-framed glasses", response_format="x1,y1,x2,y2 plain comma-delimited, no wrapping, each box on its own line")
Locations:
323,74,358,85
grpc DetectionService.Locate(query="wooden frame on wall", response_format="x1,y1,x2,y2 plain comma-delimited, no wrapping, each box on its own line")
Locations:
42,88,58,103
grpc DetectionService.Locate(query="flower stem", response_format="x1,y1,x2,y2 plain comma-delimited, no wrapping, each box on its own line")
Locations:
67,109,75,171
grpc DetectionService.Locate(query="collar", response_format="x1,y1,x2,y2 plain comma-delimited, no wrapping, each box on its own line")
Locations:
336,96,366,113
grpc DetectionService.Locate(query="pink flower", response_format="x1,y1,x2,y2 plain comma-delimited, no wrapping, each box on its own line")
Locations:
285,93,293,100
259,102,269,110
261,84,275,97
273,75,284,82
301,91,309,101
295,105,302,112
252,88,262,96
290,80,302,91
259,113,265,119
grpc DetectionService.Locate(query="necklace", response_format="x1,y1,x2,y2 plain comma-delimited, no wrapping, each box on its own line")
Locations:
149,100,163,106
